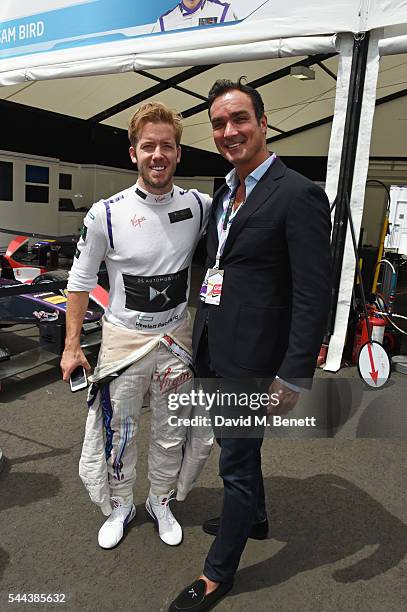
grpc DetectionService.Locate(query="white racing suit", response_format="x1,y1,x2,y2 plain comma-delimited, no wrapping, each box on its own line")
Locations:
68,182,213,515
80,325,212,515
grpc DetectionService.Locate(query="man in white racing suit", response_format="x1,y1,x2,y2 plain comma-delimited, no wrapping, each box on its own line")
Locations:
152,0,237,33
61,102,213,549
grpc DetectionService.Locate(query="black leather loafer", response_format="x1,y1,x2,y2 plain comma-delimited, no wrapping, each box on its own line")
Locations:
203,516,269,540
169,578,233,611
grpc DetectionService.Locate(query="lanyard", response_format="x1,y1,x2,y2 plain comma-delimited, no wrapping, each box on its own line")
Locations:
214,188,239,269
222,191,237,230
213,154,277,269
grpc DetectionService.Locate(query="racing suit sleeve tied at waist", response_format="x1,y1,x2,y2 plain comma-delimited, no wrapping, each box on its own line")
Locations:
161,334,195,372
79,384,112,517
79,345,213,512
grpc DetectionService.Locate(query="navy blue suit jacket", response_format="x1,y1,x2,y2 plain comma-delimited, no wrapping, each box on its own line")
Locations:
192,157,332,388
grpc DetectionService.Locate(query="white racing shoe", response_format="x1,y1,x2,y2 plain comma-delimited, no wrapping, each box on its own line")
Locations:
145,490,183,546
98,496,136,549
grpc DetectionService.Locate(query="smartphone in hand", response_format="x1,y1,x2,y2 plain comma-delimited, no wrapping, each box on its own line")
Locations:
69,366,88,392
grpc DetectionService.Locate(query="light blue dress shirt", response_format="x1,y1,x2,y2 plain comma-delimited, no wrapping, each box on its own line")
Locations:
216,153,277,231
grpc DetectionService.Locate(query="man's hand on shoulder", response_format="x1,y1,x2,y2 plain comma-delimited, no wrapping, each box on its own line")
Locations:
268,378,300,416
60,345,91,382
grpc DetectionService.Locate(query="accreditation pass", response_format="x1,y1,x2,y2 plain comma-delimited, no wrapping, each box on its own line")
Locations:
202,268,224,305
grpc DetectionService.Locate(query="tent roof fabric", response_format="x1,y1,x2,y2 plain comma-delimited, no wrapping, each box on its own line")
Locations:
1,1,407,81
1,52,406,160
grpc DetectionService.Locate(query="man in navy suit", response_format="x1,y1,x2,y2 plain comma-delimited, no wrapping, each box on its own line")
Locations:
169,78,332,611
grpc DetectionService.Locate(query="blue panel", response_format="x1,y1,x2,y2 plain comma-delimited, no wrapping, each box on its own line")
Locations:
0,1,175,55
0,0,241,61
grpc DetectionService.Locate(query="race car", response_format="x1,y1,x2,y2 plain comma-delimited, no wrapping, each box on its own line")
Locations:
1,229,78,283
0,229,108,307
0,230,107,381
0,274,103,327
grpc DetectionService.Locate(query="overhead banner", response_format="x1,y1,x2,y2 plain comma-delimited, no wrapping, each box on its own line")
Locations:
0,0,242,61
0,1,360,77
2,1,407,75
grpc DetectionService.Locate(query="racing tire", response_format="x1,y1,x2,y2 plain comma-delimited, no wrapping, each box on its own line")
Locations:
32,270,69,296
32,270,105,316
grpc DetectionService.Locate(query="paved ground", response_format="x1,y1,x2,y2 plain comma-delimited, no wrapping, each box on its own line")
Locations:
1,326,407,611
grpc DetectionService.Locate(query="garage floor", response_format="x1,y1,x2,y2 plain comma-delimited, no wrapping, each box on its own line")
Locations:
1,304,407,611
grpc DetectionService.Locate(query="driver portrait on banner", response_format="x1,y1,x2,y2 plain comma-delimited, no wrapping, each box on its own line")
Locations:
152,0,238,33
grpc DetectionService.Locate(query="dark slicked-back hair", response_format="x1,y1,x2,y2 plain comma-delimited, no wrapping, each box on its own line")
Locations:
207,77,265,123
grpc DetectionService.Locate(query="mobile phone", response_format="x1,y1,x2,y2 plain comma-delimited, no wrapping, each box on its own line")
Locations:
69,366,88,392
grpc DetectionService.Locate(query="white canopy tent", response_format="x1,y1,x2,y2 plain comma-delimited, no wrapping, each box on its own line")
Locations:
0,1,359,83
1,1,407,370
0,1,406,82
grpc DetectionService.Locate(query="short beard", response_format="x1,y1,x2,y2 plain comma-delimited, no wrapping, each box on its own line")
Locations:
140,172,172,193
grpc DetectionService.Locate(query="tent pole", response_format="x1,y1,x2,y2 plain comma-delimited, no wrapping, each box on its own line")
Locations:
327,32,370,335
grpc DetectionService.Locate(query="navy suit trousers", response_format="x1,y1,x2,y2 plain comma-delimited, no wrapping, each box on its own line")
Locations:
196,331,268,582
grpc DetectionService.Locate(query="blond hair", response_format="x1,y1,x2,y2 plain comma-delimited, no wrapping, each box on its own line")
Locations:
128,101,183,147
